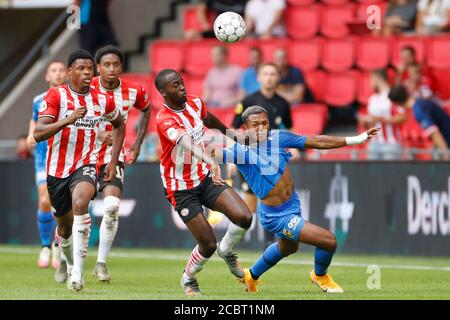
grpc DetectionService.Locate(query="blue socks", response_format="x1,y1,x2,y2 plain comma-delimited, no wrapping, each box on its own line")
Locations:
37,210,54,247
250,243,284,279
314,247,334,276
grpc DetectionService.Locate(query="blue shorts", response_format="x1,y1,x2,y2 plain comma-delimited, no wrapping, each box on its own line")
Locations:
34,142,47,186
257,190,305,242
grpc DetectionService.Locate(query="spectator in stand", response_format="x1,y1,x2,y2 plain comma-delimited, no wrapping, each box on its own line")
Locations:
17,134,32,160
389,85,450,160
238,47,262,101
184,0,248,39
203,45,242,108
273,48,314,105
415,0,450,34
395,46,419,84
358,69,406,160
403,63,436,100
245,0,286,39
383,0,418,35
74,0,118,55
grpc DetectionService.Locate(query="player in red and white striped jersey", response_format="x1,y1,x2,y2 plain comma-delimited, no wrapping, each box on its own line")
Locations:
34,50,125,292
155,69,253,296
91,45,151,282
359,69,406,160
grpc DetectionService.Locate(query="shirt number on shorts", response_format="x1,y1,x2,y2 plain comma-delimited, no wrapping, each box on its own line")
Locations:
116,165,124,182
83,167,97,181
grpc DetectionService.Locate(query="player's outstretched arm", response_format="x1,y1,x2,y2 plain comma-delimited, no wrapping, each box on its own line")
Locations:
34,108,87,142
304,127,380,150
104,113,125,182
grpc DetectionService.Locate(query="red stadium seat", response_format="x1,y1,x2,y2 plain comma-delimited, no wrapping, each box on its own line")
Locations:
183,6,215,32
322,38,355,72
357,72,373,104
257,38,288,61
321,4,355,38
292,102,328,128
149,40,184,74
288,39,322,72
324,71,358,106
286,5,321,39
227,41,253,68
426,35,450,68
287,0,315,6
291,108,326,135
121,73,153,99
304,70,327,102
184,40,215,75
183,73,204,97
147,75,165,109
356,36,390,70
321,0,350,4
391,36,425,68
429,68,450,99
208,107,235,127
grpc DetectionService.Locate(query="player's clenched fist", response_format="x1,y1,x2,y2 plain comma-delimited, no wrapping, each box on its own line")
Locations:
67,107,87,124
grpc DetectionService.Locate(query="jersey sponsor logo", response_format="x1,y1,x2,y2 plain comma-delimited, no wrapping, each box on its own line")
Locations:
93,104,100,113
72,117,101,129
180,208,189,217
39,101,47,112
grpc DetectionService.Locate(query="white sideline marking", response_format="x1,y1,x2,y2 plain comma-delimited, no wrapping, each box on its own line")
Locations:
0,247,449,272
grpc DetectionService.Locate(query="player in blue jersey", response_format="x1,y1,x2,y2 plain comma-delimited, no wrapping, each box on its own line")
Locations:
219,106,379,293
26,61,68,275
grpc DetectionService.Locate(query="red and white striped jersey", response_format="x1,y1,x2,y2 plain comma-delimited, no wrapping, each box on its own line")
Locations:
38,84,119,179
156,95,210,200
367,89,404,144
91,77,150,166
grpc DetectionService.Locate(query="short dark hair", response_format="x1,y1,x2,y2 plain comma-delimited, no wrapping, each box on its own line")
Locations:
388,86,409,105
250,46,262,55
242,105,268,124
154,69,179,91
95,45,124,64
401,45,416,56
213,45,228,56
67,49,94,67
257,62,280,74
371,69,388,81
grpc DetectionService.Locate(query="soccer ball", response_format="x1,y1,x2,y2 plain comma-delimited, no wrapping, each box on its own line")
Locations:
214,11,246,43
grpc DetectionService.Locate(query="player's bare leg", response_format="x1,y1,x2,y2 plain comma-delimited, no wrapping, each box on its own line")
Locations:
54,211,74,284
94,184,121,283
297,222,343,293
68,182,95,292
36,184,55,268
181,214,218,296
213,188,252,279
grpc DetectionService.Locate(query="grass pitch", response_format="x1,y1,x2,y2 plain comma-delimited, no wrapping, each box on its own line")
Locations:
0,245,449,300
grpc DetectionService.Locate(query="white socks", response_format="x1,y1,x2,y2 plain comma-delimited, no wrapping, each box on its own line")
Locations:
220,223,247,254
183,245,209,282
72,214,91,276
55,227,73,268
97,196,120,264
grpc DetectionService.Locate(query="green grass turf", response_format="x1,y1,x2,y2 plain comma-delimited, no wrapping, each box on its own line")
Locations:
0,245,449,300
